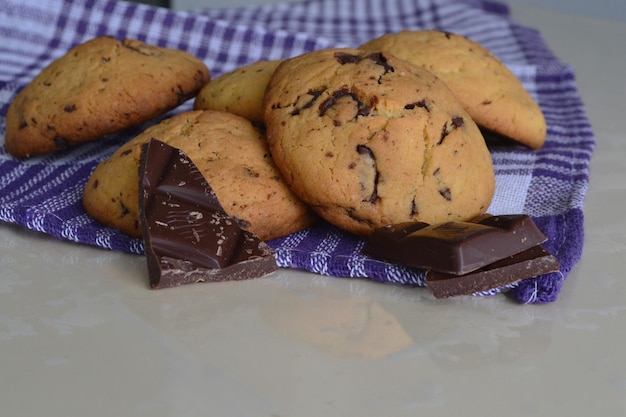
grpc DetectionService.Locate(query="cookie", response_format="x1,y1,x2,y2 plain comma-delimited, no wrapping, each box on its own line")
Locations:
194,60,282,123
360,30,546,149
263,48,495,236
5,36,210,158
83,110,316,241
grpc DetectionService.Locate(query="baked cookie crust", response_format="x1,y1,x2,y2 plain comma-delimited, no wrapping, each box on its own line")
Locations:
263,48,495,236
360,30,547,149
6,36,210,157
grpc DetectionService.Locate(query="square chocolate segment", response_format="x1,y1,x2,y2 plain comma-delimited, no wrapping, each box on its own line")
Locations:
138,139,277,289
363,214,548,275
425,245,560,298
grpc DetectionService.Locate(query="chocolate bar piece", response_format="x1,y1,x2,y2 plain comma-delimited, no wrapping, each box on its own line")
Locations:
138,139,277,289
425,245,560,298
362,214,547,275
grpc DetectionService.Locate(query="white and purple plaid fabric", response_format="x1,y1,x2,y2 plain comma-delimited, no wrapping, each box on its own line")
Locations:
0,0,594,303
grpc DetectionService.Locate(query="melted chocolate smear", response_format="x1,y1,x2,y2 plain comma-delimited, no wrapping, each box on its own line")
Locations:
439,116,465,144
319,88,373,119
366,52,395,80
138,139,277,289
334,52,363,65
290,88,326,116
333,51,394,83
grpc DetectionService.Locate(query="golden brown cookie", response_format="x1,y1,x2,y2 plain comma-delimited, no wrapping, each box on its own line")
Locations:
263,48,494,236
194,60,282,123
360,30,546,149
83,110,316,241
5,36,210,158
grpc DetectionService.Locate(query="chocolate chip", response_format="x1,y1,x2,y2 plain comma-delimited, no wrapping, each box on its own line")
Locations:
319,88,373,119
290,88,325,116
404,99,430,112
439,116,465,144
333,51,394,83
410,199,419,217
439,187,452,201
120,202,130,216
452,116,464,128
356,144,373,156
366,52,394,80
334,52,362,65
64,104,76,113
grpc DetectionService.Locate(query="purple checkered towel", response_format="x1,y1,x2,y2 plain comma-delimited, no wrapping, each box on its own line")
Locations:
0,0,594,303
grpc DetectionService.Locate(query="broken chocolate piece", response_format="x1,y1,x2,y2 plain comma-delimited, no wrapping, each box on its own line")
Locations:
138,139,277,289
425,245,560,298
362,214,548,275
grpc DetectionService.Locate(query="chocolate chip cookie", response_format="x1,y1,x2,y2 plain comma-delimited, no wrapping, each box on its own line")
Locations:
194,59,282,123
83,110,316,241
5,36,210,157
263,48,495,236
360,30,547,149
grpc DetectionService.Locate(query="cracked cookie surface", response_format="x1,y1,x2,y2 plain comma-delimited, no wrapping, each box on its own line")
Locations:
5,36,210,157
263,48,495,236
360,30,546,149
83,110,316,241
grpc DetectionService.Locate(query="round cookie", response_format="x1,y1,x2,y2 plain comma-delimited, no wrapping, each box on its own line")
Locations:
360,30,546,149
83,110,316,241
194,60,282,123
5,36,210,158
263,48,495,236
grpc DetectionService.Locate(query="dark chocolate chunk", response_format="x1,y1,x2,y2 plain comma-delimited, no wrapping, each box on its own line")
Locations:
333,51,394,79
318,88,373,119
334,52,362,65
362,214,548,275
138,139,277,289
439,117,464,144
404,99,430,112
290,88,325,116
425,245,560,298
